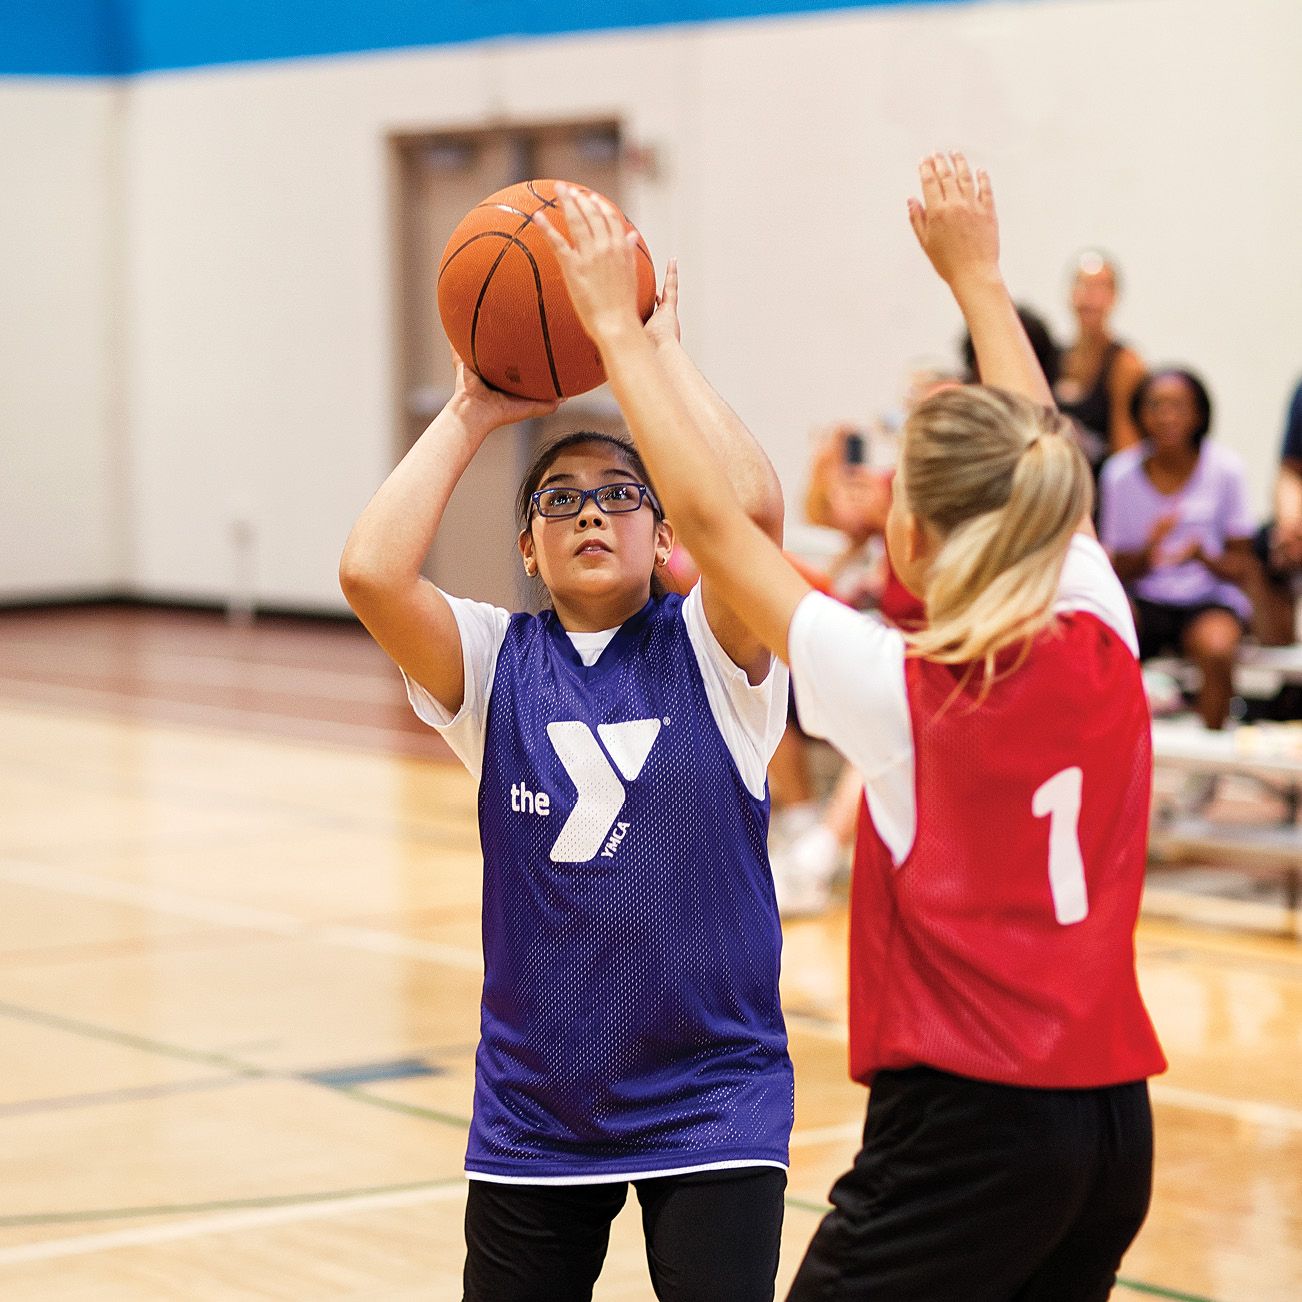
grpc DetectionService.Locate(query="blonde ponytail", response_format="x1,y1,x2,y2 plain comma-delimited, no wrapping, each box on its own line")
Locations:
900,387,1092,685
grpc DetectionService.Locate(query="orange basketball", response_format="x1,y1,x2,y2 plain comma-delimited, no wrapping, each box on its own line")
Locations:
437,179,656,401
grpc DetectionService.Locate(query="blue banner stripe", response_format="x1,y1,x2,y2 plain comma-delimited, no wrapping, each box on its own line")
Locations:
0,0,126,76
3,0,980,78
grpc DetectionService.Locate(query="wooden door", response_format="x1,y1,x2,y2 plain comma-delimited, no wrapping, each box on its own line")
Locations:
391,122,630,613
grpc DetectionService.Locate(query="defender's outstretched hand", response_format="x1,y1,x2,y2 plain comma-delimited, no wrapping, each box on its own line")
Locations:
909,152,1054,410
534,184,644,347
644,257,682,349
907,152,1000,292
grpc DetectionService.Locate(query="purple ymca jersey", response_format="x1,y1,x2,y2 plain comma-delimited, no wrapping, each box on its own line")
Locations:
468,594,793,1181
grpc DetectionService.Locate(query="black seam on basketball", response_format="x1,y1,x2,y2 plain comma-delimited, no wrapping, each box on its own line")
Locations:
468,235,520,380
481,188,563,396
439,229,517,284
464,185,558,230
509,237,564,399
448,230,562,398
440,185,616,396
446,189,644,282
523,183,652,289
525,181,560,218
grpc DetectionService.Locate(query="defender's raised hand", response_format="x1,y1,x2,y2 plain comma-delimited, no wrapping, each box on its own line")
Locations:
534,184,644,347
907,152,1000,292
644,257,682,349
909,153,1054,410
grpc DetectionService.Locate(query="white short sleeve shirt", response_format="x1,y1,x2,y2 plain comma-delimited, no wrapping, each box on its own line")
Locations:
405,584,789,798
787,534,1137,865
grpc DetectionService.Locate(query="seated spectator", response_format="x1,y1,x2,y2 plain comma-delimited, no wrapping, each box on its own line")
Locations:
1055,250,1147,466
1252,377,1302,646
801,423,894,608
770,394,953,916
1100,369,1257,729
768,424,886,913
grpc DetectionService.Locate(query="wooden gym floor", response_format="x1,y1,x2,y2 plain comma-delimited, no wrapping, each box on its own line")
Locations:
0,605,1298,1301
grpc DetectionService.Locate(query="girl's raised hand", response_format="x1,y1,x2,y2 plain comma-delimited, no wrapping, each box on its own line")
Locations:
644,258,682,349
907,152,1000,290
534,184,644,346
450,349,560,429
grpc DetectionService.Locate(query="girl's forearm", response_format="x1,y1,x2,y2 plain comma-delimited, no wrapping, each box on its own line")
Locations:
595,319,807,658
595,323,728,548
950,271,1054,407
1109,547,1151,582
1201,545,1252,585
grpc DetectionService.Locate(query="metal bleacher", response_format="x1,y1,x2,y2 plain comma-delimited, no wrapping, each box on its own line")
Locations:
1147,649,1302,934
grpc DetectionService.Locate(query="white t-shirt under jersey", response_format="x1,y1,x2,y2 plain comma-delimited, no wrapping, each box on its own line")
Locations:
406,583,789,798
787,534,1138,866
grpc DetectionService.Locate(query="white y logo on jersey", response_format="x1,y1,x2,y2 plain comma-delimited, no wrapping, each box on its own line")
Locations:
545,720,662,862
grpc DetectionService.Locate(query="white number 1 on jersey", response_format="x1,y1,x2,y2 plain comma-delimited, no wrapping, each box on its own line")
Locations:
1032,767,1089,925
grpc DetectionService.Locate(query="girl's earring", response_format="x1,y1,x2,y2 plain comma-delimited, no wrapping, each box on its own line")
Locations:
524,561,537,577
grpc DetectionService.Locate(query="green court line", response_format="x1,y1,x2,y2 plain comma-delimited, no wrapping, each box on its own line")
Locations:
0,999,269,1078
1114,1280,1216,1302
0,999,470,1130
0,1073,243,1117
0,1002,1222,1302
0,1176,466,1229
333,1084,471,1129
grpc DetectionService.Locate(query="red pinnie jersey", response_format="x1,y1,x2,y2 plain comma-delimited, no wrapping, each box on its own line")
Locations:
850,611,1167,1089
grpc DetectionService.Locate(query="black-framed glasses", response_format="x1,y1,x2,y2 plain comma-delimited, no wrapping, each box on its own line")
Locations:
530,482,657,519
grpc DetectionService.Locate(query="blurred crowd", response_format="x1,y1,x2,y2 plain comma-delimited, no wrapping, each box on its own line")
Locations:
768,251,1302,915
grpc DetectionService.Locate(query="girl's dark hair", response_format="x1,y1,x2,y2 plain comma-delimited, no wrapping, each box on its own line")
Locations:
515,431,669,601
960,305,1060,389
515,431,664,528
1130,368,1213,446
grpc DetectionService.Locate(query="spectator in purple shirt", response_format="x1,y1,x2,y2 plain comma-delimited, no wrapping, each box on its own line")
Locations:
1099,369,1257,728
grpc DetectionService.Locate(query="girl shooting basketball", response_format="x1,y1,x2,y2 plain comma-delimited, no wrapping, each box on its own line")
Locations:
339,268,793,1301
541,155,1165,1300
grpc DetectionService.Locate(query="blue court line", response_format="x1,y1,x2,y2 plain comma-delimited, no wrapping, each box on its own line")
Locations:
0,999,472,1129
0,1013,1225,1301
0,992,1224,1302
301,1057,443,1088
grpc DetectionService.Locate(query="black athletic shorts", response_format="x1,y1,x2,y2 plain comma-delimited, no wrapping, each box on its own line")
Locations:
786,1067,1153,1302
463,1164,787,1302
1133,596,1243,662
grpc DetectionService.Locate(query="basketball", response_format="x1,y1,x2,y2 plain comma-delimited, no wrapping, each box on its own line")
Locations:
437,179,657,401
